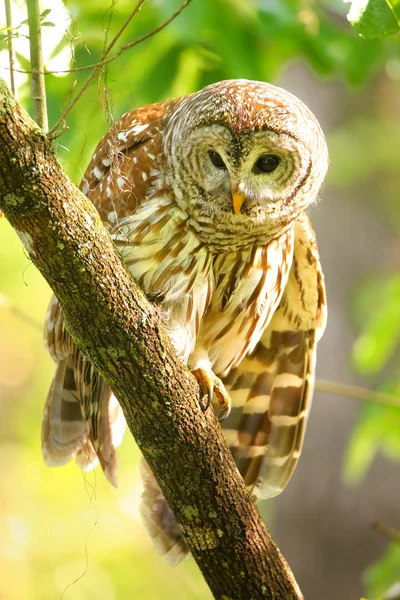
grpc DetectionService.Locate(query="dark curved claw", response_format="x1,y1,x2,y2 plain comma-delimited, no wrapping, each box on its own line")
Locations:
192,367,232,421
218,403,231,422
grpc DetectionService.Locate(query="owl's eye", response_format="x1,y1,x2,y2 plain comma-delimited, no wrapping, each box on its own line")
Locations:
254,154,280,173
209,150,227,170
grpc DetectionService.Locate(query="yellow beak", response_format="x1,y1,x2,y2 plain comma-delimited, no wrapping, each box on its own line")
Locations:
232,192,246,214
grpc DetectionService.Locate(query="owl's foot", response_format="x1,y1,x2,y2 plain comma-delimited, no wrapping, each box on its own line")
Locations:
192,367,231,420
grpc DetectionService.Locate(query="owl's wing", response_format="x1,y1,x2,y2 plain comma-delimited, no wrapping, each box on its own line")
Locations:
42,100,181,483
80,97,183,223
221,214,327,500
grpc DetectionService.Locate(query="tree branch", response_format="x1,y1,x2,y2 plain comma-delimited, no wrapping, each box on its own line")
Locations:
315,379,400,408
0,79,303,599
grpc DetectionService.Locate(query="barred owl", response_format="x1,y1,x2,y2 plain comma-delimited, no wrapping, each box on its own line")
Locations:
42,79,328,565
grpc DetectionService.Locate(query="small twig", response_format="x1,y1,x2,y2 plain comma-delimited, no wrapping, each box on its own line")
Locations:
116,0,192,55
372,521,400,543
51,125,69,140
315,379,400,408
386,0,400,27
100,0,146,58
4,0,15,95
26,0,48,131
47,0,192,137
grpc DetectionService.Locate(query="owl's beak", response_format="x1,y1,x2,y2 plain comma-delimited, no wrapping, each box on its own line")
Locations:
232,191,246,214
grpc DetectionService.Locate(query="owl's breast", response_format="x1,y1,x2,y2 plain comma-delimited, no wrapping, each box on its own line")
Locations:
193,229,295,377
110,193,294,375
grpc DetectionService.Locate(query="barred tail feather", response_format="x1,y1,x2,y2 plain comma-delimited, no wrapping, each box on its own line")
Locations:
96,393,126,487
139,459,190,567
75,439,99,473
42,357,89,467
42,343,126,486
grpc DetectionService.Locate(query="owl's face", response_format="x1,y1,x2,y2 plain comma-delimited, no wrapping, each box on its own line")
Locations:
164,80,328,241
179,124,310,225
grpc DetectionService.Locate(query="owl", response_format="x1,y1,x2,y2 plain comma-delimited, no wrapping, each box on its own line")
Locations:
42,79,328,566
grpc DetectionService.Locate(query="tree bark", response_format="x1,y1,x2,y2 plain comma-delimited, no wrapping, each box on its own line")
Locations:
0,78,303,600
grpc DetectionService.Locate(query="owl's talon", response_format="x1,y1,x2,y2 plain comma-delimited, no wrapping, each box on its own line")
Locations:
218,404,231,422
192,367,231,421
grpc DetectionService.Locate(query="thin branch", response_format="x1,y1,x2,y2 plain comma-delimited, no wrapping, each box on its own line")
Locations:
47,0,192,137
372,521,400,543
99,0,146,57
4,0,15,95
26,0,48,131
115,0,192,57
315,379,400,408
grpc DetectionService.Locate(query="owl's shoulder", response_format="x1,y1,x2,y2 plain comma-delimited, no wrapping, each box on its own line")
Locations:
79,98,184,224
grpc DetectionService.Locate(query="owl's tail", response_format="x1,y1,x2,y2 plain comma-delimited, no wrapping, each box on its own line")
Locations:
139,458,190,567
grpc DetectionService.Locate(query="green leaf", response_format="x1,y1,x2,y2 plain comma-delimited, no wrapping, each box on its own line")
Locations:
346,0,400,39
40,8,52,20
364,544,400,598
386,0,400,25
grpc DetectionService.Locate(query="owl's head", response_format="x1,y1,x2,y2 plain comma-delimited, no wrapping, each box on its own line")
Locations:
164,79,328,243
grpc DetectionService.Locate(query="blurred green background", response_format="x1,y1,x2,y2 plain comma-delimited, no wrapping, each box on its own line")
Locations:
1,1,400,599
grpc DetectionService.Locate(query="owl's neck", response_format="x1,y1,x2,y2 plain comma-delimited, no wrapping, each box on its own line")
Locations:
167,174,298,252
187,210,296,252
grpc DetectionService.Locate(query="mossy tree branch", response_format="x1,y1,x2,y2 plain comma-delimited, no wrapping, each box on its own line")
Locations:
0,78,303,600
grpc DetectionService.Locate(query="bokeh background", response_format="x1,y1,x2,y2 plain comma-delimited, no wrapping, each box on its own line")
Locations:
1,1,400,599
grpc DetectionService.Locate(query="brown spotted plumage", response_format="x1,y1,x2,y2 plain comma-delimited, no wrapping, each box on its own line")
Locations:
42,79,328,565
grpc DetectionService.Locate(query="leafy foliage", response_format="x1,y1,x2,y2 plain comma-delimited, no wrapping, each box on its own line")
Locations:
346,0,400,39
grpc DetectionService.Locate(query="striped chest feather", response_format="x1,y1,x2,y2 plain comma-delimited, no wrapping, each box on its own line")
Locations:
110,195,294,375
